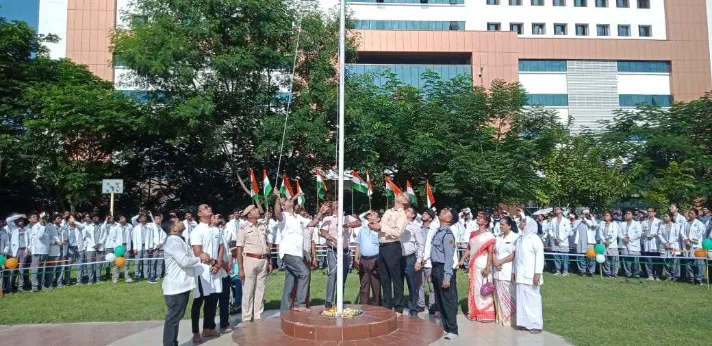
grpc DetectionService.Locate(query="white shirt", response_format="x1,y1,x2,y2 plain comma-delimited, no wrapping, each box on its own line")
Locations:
641,218,663,252
494,231,520,281
182,219,197,244
162,235,199,295
598,222,619,249
658,222,681,254
277,212,307,259
514,232,545,286
268,218,280,245
548,217,572,250
29,222,50,255
191,222,225,297
84,223,106,252
132,223,156,251
620,221,643,252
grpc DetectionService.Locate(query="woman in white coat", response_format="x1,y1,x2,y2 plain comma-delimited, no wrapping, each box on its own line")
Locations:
513,216,545,334
162,220,210,346
597,211,620,278
493,216,519,326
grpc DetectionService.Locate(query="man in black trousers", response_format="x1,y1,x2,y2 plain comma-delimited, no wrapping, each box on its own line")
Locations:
430,208,459,341
371,193,409,313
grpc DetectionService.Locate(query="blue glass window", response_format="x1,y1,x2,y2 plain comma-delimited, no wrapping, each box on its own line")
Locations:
346,64,472,89
619,94,671,107
617,61,670,73
525,94,569,107
354,20,465,31
518,60,567,72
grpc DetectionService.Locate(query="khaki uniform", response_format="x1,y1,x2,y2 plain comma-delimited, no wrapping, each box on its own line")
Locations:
236,220,270,322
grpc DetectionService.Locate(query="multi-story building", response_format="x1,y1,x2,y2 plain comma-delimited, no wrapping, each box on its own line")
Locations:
3,0,711,131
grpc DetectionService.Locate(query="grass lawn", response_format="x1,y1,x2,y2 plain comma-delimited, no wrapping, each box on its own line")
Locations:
1,269,710,345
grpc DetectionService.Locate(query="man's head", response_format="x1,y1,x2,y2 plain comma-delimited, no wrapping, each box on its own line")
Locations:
170,219,186,235
29,214,39,224
138,214,148,224
422,210,435,223
461,208,472,220
153,214,162,225
670,203,680,214
119,215,127,225
624,210,633,221
702,207,710,216
394,193,410,208
185,213,194,221
439,208,453,226
405,207,416,221
106,215,114,224
568,211,577,220
647,207,656,219
536,214,544,222
367,210,382,223
603,211,612,222
281,197,295,212
53,215,63,225
242,205,260,220
198,204,213,221
90,212,99,223
687,208,699,221
554,207,563,217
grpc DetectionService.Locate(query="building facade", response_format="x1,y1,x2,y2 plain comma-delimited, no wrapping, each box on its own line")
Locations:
8,0,712,131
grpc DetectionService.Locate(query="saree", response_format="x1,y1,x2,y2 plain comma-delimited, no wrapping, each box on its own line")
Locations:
467,231,496,321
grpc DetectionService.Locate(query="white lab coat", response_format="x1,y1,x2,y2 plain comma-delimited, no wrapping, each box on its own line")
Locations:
547,217,571,251
7,215,27,257
658,222,681,254
117,223,133,250
682,219,706,250
494,231,520,281
104,222,123,249
641,218,663,252
619,221,643,252
182,219,197,244
514,232,545,286
84,223,107,252
597,222,620,249
46,223,62,257
28,222,50,255
152,223,167,250
132,223,157,251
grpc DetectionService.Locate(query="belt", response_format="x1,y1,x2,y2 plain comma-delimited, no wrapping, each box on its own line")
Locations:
379,241,401,247
360,255,378,260
245,253,270,259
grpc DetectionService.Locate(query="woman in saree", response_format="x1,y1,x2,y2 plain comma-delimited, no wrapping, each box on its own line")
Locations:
458,211,496,322
493,216,519,326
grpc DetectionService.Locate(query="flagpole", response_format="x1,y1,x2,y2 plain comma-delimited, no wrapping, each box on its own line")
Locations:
336,0,346,315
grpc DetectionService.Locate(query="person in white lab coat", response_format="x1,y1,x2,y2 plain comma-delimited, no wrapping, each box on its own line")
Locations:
151,214,167,282
513,216,545,334
493,216,519,326
548,207,571,276
28,214,50,291
132,214,156,282
65,215,87,284
84,213,107,284
116,215,134,282
103,215,123,283
7,214,31,291
641,208,663,280
596,211,620,278
573,210,598,276
44,215,63,290
658,212,682,281
682,208,706,285
619,211,642,279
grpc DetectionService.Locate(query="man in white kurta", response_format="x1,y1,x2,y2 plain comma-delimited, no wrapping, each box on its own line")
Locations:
514,216,545,333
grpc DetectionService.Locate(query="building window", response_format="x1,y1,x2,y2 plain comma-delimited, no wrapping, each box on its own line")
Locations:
617,61,670,73
574,0,587,6
532,23,545,35
487,0,500,4
526,94,569,107
519,60,568,72
595,0,608,7
619,94,671,107
575,24,589,36
637,0,650,9
531,0,544,5
617,0,629,7
597,24,610,36
353,20,466,31
488,22,501,31
618,25,630,37
639,25,652,37
510,0,522,5
510,23,524,34
449,21,461,30
553,0,566,6
554,24,567,35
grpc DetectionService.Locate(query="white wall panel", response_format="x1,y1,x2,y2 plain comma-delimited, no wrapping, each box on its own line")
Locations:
38,0,68,59
519,73,568,94
617,74,671,95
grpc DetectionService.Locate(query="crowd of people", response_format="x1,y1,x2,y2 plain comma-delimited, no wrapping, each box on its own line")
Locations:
2,194,711,344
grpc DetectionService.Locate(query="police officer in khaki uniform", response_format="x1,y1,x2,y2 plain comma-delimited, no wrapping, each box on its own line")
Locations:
236,205,272,323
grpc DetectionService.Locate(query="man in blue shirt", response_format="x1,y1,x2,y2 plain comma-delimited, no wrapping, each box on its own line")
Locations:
354,210,381,306
430,208,458,341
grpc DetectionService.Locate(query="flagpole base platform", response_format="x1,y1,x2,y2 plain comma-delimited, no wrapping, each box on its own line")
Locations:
233,305,443,345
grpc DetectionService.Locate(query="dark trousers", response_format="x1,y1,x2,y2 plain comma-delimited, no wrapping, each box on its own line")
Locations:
431,263,458,335
191,280,218,333
219,276,231,329
358,255,380,306
401,253,419,315
377,241,404,312
164,290,190,346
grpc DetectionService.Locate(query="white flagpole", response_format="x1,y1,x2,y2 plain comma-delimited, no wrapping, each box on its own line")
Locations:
336,0,346,315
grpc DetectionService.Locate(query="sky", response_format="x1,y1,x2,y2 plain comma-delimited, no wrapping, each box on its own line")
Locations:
0,0,40,29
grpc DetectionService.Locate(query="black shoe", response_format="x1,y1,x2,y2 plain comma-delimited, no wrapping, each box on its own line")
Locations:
417,307,425,313
429,309,437,315
325,302,333,310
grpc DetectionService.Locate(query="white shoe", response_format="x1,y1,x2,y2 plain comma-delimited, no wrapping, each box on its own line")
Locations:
553,272,561,276
647,277,655,281
444,333,459,340
562,272,570,277
125,278,134,283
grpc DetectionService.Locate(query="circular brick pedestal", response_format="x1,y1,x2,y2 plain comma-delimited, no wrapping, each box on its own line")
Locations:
233,305,444,346
281,305,397,341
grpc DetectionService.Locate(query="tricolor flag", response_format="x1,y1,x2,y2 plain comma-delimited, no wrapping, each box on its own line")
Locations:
296,180,305,205
316,169,327,200
249,169,260,202
351,171,369,195
366,170,373,197
384,176,402,197
406,180,418,206
425,180,435,208
280,174,294,200
262,170,272,197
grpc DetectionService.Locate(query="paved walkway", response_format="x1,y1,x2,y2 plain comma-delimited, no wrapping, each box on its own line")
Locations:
0,311,569,346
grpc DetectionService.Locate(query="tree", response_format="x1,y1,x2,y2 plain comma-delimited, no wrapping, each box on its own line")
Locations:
0,18,147,211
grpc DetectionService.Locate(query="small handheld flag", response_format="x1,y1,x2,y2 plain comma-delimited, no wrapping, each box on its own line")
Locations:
249,169,260,202
406,180,418,206
316,169,327,200
425,181,435,208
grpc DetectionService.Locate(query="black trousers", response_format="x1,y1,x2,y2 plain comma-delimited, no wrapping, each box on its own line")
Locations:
219,276,231,329
377,241,404,312
191,279,218,333
164,290,190,346
431,263,458,335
